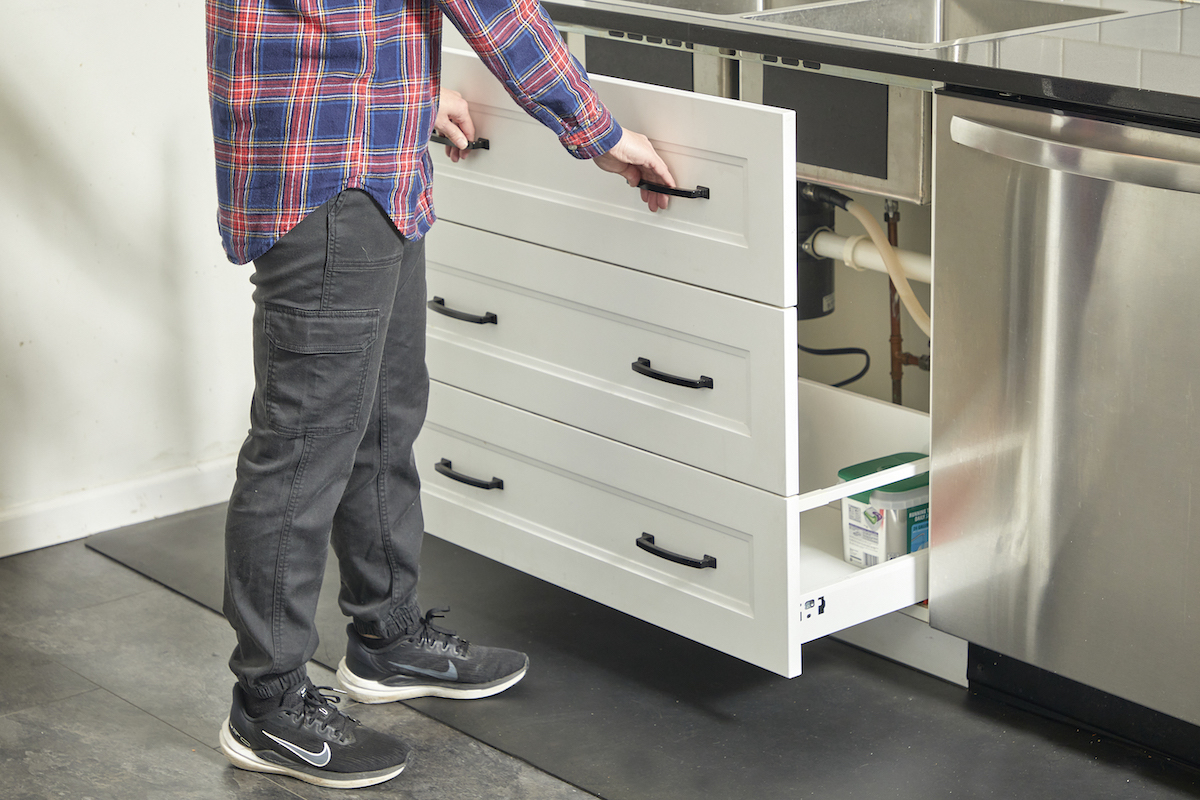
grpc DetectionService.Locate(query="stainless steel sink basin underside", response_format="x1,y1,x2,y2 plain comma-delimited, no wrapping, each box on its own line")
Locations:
612,0,1182,49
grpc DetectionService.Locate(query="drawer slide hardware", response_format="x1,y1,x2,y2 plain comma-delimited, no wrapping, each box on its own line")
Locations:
632,357,714,389
636,533,717,570
428,296,498,325
434,458,504,490
429,134,490,150
637,180,710,199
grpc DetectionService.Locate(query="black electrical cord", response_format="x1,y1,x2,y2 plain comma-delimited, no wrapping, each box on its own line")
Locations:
798,343,871,388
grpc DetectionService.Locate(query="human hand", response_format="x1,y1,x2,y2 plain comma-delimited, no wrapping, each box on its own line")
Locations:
593,128,676,213
434,89,476,163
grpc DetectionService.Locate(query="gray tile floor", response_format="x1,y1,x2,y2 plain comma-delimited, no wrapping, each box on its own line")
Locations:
0,539,598,800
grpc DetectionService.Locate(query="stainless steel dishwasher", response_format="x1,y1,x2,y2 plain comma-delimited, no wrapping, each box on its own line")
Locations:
929,92,1200,728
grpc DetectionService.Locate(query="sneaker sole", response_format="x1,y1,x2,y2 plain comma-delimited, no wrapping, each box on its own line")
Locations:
335,658,528,703
218,717,406,789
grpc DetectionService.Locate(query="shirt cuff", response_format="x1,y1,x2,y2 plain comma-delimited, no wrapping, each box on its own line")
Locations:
562,116,624,160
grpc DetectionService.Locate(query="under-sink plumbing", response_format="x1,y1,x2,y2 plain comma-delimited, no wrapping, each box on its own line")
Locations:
798,183,931,337
796,182,932,402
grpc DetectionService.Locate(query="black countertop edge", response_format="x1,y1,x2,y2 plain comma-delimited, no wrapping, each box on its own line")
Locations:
546,2,1200,126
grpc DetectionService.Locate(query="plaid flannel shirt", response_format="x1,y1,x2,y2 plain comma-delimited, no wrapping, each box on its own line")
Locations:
206,0,622,264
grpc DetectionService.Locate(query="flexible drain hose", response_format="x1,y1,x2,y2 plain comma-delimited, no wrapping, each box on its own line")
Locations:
844,200,931,337
800,184,932,337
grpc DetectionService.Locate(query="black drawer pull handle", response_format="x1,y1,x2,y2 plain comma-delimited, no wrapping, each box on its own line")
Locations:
637,180,710,199
636,533,717,570
632,357,713,389
430,134,490,150
434,458,504,490
428,297,498,325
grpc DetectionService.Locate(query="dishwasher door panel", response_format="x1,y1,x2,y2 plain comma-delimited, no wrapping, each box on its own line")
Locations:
930,93,1200,726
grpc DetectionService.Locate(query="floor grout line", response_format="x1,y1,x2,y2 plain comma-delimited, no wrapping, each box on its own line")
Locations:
0,684,106,721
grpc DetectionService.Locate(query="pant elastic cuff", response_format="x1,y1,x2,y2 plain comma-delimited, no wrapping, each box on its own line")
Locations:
240,665,309,701
352,601,423,642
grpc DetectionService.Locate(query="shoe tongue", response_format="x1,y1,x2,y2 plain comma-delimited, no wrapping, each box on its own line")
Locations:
282,683,342,726
279,682,315,713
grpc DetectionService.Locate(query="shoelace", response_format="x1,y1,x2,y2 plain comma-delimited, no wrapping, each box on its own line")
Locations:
413,607,470,656
284,683,355,742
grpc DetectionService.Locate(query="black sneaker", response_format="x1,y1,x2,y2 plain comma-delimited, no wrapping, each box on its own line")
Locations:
336,608,529,703
219,679,410,789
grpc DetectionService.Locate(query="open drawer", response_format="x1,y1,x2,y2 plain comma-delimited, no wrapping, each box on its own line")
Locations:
432,48,797,308
425,221,798,495
418,378,930,677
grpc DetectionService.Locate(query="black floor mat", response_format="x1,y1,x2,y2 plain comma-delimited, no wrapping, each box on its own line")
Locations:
87,505,1200,800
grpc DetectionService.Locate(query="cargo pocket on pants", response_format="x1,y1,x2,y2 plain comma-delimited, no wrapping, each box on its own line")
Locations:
263,304,380,437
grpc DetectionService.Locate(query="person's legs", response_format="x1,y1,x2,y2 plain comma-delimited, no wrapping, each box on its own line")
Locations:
219,188,527,786
220,189,419,787
223,189,418,699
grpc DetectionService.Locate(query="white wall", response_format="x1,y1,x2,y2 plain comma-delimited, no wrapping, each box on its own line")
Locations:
0,2,252,556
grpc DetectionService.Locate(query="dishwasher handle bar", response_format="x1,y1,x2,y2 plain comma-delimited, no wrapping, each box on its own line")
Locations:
950,115,1200,195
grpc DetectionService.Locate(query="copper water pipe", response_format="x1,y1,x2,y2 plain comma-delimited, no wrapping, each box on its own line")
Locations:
886,200,929,406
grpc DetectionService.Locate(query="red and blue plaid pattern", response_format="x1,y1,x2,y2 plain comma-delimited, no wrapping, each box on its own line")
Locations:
207,0,621,264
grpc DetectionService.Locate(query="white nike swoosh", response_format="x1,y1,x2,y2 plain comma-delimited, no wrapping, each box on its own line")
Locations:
263,730,332,767
388,661,458,681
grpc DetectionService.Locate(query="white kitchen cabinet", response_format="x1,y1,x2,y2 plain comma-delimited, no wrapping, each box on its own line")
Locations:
419,47,936,677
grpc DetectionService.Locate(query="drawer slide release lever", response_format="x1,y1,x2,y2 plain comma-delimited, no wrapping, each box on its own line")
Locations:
434,458,504,491
428,297,498,325
637,180,710,199
637,533,717,570
632,357,713,389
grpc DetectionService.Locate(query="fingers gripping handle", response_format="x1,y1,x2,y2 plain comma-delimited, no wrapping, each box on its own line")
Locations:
637,180,709,199
430,134,490,150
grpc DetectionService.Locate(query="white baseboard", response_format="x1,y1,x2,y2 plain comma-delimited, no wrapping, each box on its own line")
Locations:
0,458,236,558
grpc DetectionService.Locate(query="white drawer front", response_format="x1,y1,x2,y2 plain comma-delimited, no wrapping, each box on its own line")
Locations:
425,222,799,495
420,382,934,677
433,47,796,307
416,381,796,673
